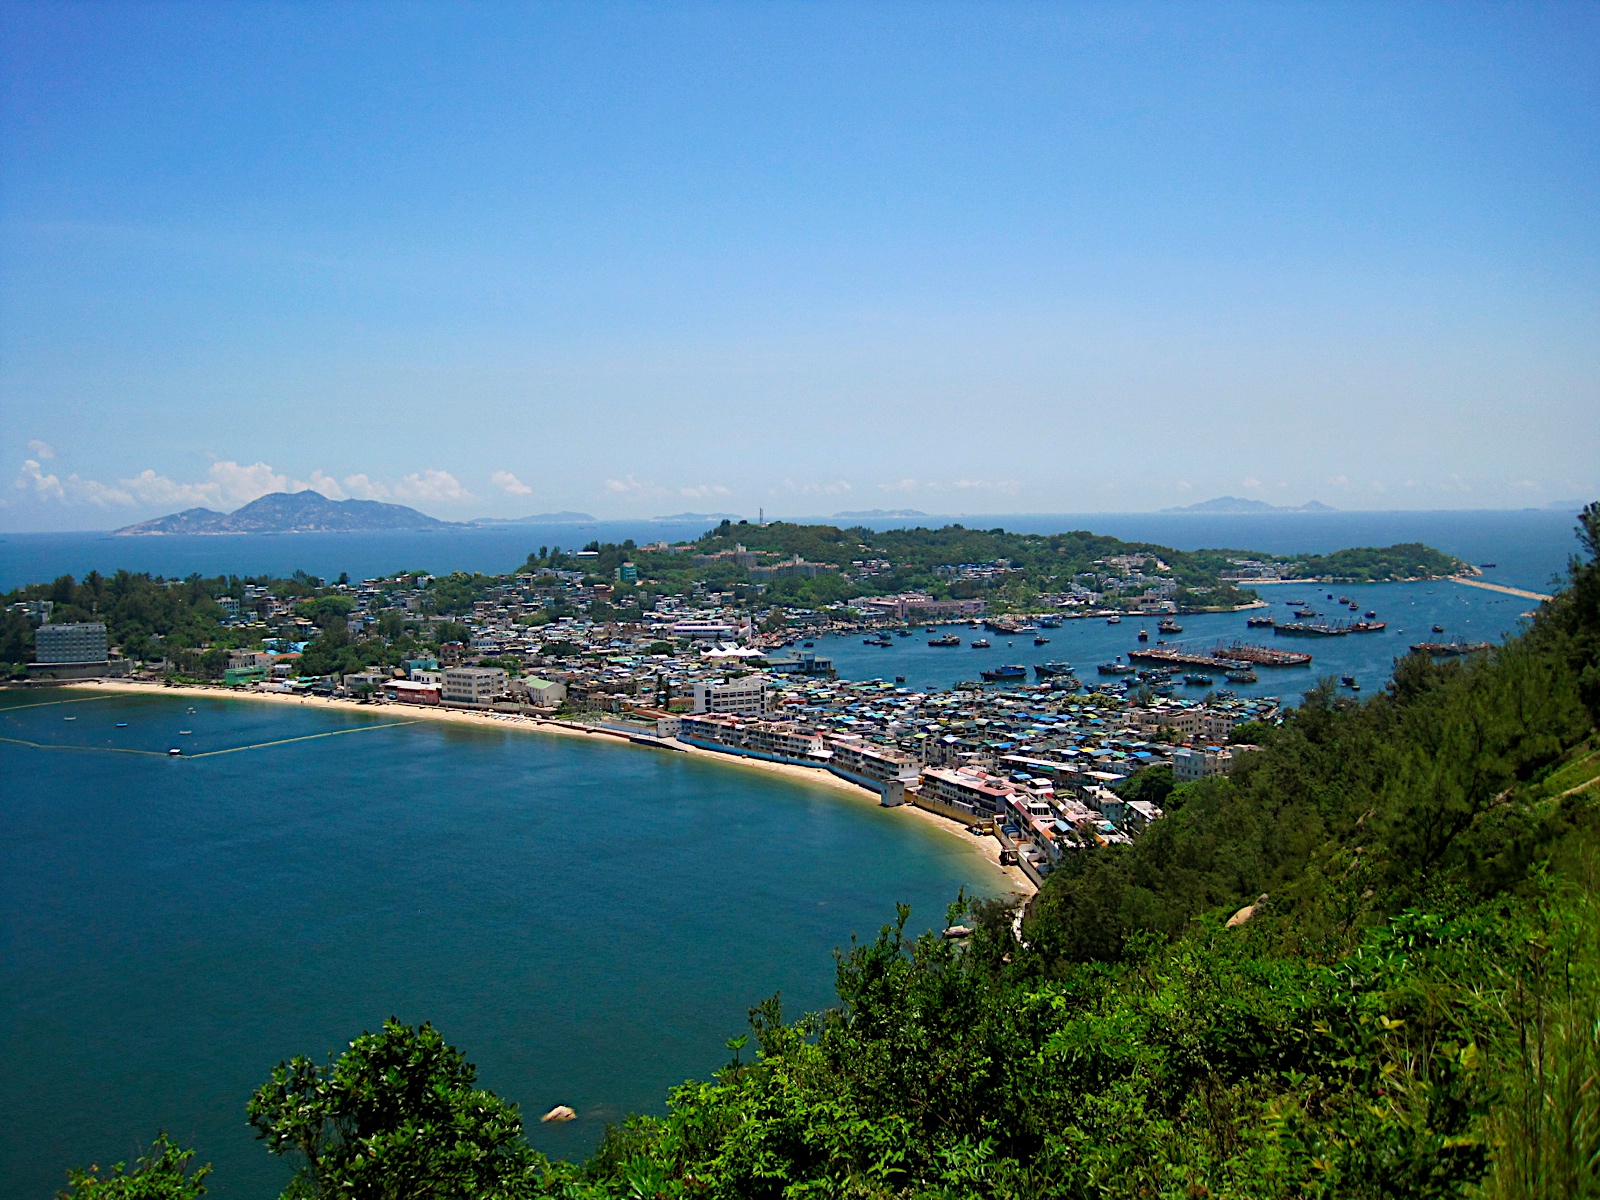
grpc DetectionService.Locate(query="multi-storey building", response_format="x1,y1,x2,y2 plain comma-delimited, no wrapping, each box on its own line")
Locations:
34,622,108,664
441,666,507,707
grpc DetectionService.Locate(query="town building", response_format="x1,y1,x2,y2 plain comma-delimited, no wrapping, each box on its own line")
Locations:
441,666,508,707
34,622,108,665
1172,746,1235,782
692,676,769,717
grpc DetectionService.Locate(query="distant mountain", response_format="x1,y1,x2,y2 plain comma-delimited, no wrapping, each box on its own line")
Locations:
652,511,743,522
1161,496,1337,514
832,508,930,520
113,490,466,536
473,511,597,526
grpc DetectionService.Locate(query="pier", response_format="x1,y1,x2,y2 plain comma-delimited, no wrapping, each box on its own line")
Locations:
1126,641,1314,670
1451,577,1552,602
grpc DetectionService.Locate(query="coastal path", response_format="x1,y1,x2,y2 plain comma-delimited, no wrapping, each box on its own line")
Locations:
1451,578,1553,602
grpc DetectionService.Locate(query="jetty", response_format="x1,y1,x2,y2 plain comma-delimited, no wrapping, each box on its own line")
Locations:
1451,577,1552,602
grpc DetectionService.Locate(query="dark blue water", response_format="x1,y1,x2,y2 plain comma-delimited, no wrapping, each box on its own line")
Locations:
815,579,1535,704
1,508,1583,593
0,692,1004,1199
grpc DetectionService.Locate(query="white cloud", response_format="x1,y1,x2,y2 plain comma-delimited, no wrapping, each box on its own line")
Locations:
678,484,731,498
877,478,921,493
16,459,66,502
606,474,650,493
1177,480,1193,491
954,478,1022,494
491,470,533,496
307,470,346,500
1241,477,1263,491
393,469,470,503
1328,474,1350,486
342,474,391,500
121,469,221,508
28,439,56,459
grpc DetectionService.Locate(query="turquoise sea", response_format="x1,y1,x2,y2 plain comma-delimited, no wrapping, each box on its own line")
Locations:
0,692,1007,1199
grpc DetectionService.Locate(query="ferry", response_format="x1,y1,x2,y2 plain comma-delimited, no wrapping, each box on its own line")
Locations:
928,634,961,647
980,664,1027,682
971,638,991,648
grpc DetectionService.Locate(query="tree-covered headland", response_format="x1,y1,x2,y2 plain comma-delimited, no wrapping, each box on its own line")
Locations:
56,503,1600,1197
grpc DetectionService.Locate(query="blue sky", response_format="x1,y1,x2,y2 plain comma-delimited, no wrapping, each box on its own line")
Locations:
2,1,1596,529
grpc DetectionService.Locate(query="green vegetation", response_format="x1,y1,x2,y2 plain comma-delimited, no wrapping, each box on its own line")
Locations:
59,504,1600,1198
1284,542,1467,583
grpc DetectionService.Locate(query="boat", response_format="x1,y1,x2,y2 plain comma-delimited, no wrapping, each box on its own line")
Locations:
1246,615,1275,627
1365,610,1377,619
1412,640,1493,656
981,664,1027,682
897,629,912,637
928,634,961,647
1432,624,1445,633
1137,628,1150,642
1034,634,1050,645
1294,608,1319,618
1136,668,1172,684
1287,599,1307,605
1105,614,1121,624
1480,562,1497,569
1097,661,1136,675
863,634,892,647
116,722,128,727
1034,662,1074,678
1340,674,1357,687
1039,615,1062,628
1225,668,1258,684
894,675,906,683
1274,621,1347,637
1347,620,1387,633
802,641,814,647
971,638,991,648
1157,617,1182,634
1183,672,1213,686
925,627,936,633
167,748,182,756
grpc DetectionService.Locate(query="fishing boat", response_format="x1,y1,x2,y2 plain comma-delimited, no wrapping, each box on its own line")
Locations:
1183,673,1213,686
1097,661,1136,675
897,629,912,637
1246,615,1275,627
981,664,1027,682
1432,624,1445,633
1340,674,1358,687
1033,661,1074,678
928,634,962,647
1157,617,1182,634
1034,635,1050,645
1348,620,1387,633
1039,615,1062,628
802,641,814,647
971,638,991,648
1225,668,1258,684
1137,628,1149,641
1294,608,1318,618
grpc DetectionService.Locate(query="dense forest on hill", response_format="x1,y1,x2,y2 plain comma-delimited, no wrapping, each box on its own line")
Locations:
60,504,1600,1199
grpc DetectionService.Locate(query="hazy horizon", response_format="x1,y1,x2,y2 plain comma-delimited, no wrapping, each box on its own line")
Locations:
3,3,1597,531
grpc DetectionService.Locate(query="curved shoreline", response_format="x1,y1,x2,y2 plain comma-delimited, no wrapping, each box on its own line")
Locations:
28,678,1035,897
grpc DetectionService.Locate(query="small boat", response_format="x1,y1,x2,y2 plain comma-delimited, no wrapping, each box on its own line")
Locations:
1105,614,1121,624
1034,661,1074,678
1338,596,1350,605
1183,673,1213,686
167,748,182,756
1157,618,1182,634
1432,624,1445,633
925,626,936,633
1137,629,1150,641
1365,610,1377,619
1225,669,1258,684
1097,661,1136,675
116,722,128,727
928,634,961,647
1246,615,1275,627
971,638,991,648
1034,635,1050,645
802,641,814,647
1287,599,1307,605
897,629,912,637
63,716,76,721
1480,562,1496,569
1039,616,1062,628
1340,674,1357,687
1294,608,1318,618
981,664,1027,682
895,675,906,683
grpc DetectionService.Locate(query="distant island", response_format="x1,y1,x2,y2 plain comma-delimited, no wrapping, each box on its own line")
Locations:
1161,496,1337,514
471,511,597,526
113,490,466,536
651,511,743,522
831,508,930,519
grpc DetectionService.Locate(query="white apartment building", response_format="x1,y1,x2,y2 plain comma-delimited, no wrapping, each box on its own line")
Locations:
34,622,108,664
441,666,508,707
1172,747,1235,782
691,676,769,717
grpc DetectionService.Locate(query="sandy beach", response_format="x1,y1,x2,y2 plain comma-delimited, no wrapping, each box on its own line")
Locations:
33,678,1035,897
